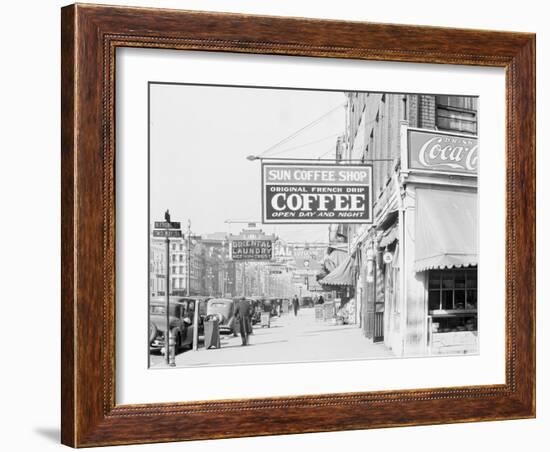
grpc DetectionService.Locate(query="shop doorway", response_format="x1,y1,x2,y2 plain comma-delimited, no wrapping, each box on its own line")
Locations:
374,303,384,342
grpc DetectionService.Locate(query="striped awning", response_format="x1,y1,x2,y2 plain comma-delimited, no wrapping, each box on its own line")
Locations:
322,247,348,272
319,255,355,286
414,188,477,272
379,224,398,248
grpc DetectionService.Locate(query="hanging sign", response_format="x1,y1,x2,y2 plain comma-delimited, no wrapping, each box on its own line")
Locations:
154,221,181,229
262,163,373,224
231,239,273,261
153,229,182,238
407,129,478,174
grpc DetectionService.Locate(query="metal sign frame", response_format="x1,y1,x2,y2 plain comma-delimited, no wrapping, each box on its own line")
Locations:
261,161,373,224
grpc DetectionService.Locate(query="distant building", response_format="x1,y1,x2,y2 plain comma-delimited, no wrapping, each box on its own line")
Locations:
149,234,203,297
149,236,186,297
229,225,277,297
150,238,168,296
201,232,235,297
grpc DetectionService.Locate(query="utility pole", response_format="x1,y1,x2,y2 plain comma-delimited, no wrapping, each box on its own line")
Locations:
304,259,310,293
221,240,226,297
187,219,200,352
242,261,247,297
165,236,170,366
186,219,191,297
152,211,181,367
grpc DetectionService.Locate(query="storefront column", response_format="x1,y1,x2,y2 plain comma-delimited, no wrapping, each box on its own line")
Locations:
363,244,375,338
402,186,428,356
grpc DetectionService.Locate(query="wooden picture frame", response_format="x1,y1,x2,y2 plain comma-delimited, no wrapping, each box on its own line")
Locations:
61,3,535,447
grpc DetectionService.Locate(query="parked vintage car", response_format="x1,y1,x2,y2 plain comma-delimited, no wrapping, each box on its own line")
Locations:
259,298,272,315
268,297,282,316
205,298,237,334
149,296,208,352
178,296,209,347
300,296,314,308
250,298,262,324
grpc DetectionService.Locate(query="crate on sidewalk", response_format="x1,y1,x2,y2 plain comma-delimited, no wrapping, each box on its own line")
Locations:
323,302,336,321
204,319,221,349
315,305,324,321
282,299,289,314
260,312,271,328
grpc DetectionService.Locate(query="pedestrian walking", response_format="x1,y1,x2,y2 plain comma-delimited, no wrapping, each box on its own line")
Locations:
318,295,325,305
247,300,254,335
292,294,300,317
234,297,251,345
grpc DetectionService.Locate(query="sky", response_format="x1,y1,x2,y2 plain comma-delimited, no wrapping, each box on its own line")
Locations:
149,83,346,242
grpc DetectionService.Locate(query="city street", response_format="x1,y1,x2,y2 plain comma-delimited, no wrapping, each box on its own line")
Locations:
149,307,393,368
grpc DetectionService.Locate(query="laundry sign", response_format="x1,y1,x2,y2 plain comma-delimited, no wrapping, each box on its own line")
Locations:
231,239,273,261
407,129,478,175
262,163,373,224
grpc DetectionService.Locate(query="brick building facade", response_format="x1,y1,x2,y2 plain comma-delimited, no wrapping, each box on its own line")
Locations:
331,91,479,356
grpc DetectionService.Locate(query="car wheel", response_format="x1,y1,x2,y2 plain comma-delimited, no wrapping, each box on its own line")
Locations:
176,332,183,353
170,328,179,352
230,318,238,336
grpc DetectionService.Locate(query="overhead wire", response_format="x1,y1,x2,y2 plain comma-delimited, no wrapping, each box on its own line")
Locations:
258,102,346,157
265,133,341,157
258,99,383,161
317,146,338,159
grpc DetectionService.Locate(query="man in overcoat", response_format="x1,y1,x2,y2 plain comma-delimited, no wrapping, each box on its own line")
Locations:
234,297,251,346
292,294,300,317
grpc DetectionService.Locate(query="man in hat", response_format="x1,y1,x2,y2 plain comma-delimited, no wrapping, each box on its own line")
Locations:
292,294,300,317
234,297,251,346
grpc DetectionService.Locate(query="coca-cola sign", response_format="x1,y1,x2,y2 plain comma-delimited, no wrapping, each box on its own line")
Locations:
408,130,478,175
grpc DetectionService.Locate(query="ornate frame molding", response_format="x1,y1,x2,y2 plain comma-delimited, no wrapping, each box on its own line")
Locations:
61,4,535,447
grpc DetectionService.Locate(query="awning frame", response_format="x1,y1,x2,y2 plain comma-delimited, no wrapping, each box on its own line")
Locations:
414,187,478,273
319,255,356,287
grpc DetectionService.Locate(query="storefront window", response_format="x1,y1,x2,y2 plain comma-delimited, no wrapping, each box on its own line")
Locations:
428,267,477,311
428,266,478,334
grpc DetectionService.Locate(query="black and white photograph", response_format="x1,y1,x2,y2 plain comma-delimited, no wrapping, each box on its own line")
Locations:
147,83,478,369
1,0,543,449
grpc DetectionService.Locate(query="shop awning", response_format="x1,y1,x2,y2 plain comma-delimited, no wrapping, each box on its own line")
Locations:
319,255,355,286
323,247,348,272
414,188,477,272
379,224,398,248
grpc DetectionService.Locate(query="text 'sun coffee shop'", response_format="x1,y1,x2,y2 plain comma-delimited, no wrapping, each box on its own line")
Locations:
318,93,479,357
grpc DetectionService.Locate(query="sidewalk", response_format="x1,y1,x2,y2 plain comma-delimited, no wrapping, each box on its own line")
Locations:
150,307,394,368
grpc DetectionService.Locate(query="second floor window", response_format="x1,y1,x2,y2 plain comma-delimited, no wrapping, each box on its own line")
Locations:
435,95,477,135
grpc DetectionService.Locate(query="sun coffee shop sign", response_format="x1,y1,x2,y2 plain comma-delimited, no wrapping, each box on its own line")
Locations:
407,129,478,175
262,163,373,224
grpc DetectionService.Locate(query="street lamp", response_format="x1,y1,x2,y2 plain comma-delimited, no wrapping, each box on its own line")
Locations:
303,260,310,295
246,155,260,161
